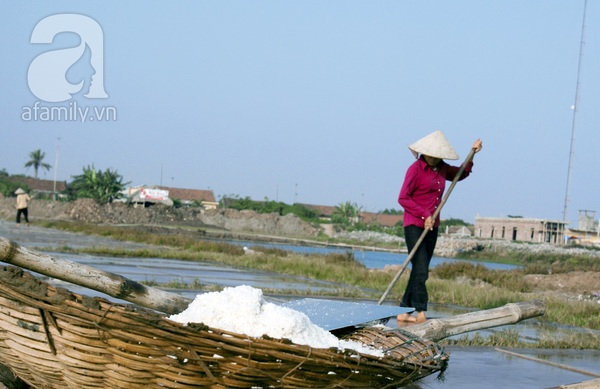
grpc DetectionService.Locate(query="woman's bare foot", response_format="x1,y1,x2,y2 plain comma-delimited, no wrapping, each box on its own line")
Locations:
414,311,427,323
396,313,417,323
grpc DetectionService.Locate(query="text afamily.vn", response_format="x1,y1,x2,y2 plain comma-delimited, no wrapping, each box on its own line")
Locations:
21,101,117,122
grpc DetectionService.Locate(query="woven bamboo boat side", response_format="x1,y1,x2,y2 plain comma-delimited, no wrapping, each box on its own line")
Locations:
0,266,448,388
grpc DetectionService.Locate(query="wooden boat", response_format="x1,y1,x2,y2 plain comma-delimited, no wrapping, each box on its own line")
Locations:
0,237,543,388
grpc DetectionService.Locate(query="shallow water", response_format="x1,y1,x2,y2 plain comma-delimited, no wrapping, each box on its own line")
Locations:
229,238,520,270
1,221,599,388
405,347,600,389
50,251,345,292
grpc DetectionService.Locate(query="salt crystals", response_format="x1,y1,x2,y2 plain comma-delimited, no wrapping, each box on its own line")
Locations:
168,285,383,357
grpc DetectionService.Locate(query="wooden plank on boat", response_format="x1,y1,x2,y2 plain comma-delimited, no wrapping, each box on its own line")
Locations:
283,298,412,330
400,300,546,341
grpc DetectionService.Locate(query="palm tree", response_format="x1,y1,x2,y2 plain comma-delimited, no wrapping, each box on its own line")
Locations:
68,165,129,204
332,201,363,225
24,149,51,179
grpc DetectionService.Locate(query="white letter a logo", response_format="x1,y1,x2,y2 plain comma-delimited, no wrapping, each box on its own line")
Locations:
28,14,108,103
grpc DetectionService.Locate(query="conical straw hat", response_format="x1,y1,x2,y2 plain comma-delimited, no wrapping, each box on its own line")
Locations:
15,188,26,195
408,130,459,160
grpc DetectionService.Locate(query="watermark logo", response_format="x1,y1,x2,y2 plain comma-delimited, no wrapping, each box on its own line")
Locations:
22,13,117,122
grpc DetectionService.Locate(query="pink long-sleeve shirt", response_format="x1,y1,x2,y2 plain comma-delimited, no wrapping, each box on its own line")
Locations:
398,156,473,228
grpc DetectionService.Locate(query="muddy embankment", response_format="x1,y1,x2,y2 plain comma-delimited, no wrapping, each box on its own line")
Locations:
0,198,322,239
2,198,600,259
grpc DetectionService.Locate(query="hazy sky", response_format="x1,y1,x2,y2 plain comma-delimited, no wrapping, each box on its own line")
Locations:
1,1,598,225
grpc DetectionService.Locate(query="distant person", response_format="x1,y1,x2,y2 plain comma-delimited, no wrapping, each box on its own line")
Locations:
15,188,31,226
396,131,482,324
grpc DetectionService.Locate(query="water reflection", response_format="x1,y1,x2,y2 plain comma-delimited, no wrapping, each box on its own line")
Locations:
226,239,519,270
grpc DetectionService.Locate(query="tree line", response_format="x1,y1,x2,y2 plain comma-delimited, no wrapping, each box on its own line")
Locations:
2,149,471,236
1,149,128,204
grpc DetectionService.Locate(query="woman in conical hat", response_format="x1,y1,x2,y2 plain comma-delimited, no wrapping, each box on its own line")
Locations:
15,188,31,226
397,131,482,324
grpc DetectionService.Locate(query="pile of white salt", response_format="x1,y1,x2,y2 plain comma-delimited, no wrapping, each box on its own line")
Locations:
168,285,383,357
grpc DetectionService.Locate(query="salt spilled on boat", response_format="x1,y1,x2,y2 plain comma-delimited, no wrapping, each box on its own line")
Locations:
168,285,384,357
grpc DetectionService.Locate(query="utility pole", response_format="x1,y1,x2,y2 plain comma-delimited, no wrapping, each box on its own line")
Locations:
294,183,298,204
52,137,60,200
562,0,588,224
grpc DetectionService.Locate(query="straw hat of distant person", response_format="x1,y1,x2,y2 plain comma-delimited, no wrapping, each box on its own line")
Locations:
14,188,26,195
408,130,459,160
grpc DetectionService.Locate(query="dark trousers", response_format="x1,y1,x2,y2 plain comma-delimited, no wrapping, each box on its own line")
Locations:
16,208,29,224
400,225,438,312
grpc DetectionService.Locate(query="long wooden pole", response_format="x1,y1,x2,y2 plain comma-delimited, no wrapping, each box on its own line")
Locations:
400,300,545,341
495,348,600,379
378,147,477,305
0,237,192,315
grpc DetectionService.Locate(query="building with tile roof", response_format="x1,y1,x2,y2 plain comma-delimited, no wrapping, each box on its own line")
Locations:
7,176,67,195
300,203,403,227
126,185,218,209
158,186,218,209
